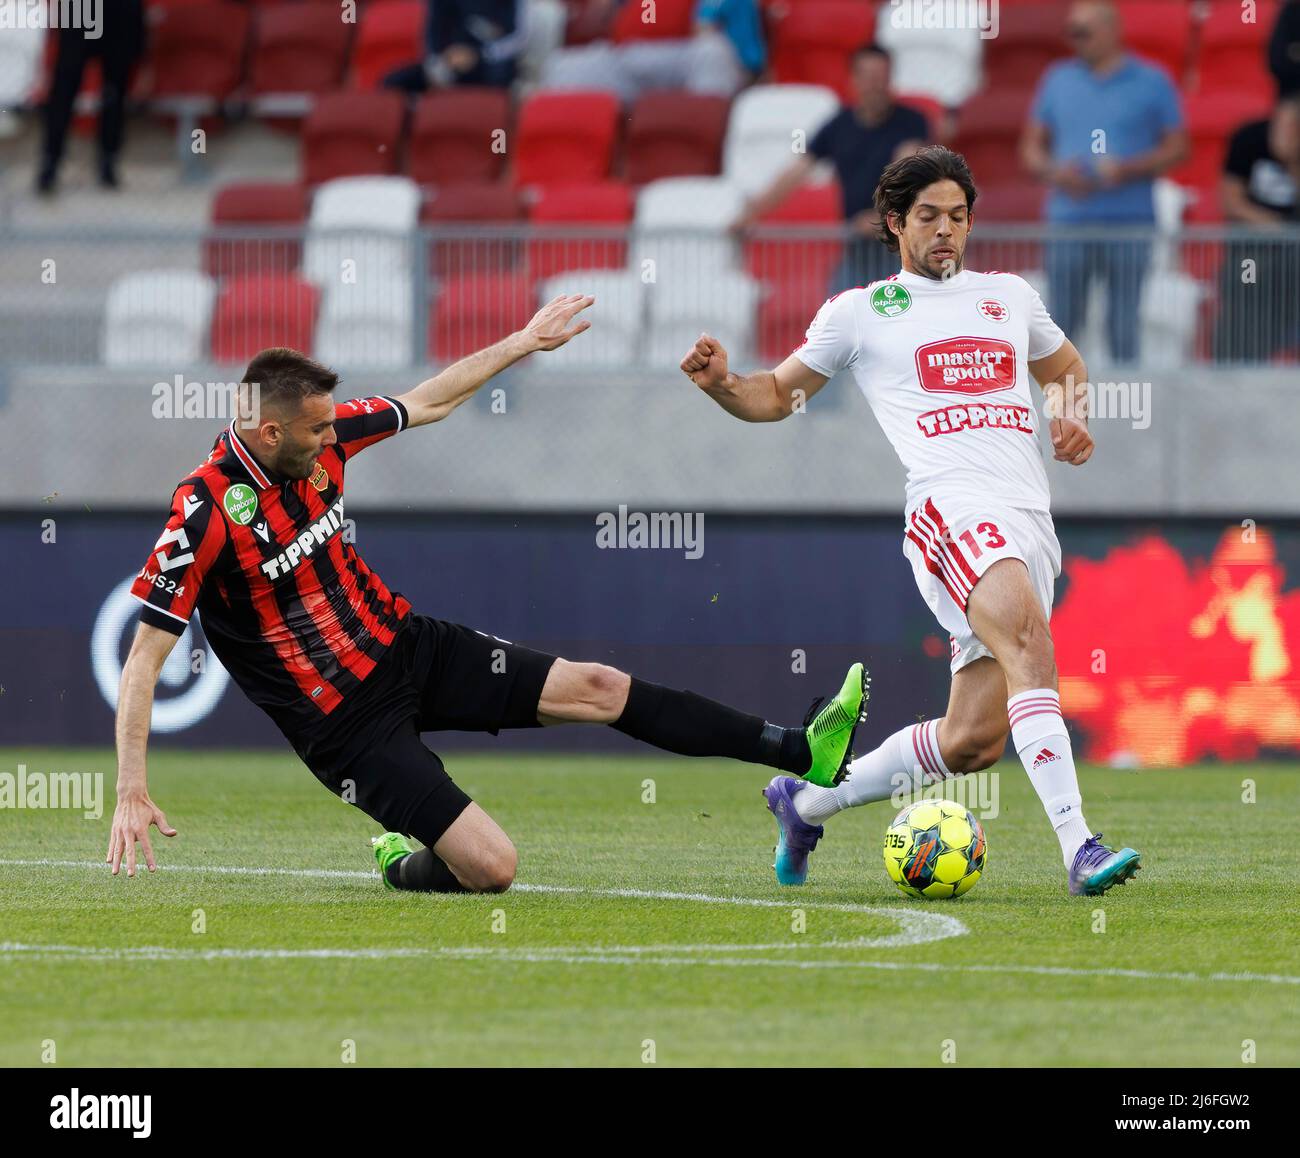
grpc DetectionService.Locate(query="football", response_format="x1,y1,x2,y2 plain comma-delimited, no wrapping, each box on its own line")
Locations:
883,799,986,900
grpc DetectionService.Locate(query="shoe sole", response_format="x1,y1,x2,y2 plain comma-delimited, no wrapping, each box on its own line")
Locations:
830,668,871,787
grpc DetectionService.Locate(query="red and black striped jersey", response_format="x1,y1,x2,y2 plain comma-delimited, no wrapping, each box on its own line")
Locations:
131,395,412,738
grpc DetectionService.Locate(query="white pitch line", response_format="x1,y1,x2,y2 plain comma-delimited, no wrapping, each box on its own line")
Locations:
0,856,965,949
0,942,1296,986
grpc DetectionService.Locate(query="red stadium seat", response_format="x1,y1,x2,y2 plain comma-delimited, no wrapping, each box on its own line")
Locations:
611,0,694,42
205,181,309,279
768,2,876,100
350,0,424,89
525,182,633,280
409,89,512,187
981,1,1069,85
950,90,1035,181
421,182,525,277
1195,0,1279,98
302,91,406,185
743,183,842,287
248,5,352,107
1171,91,1274,197
429,273,536,361
973,182,1045,223
145,2,250,105
626,91,730,185
1118,0,1191,82
514,91,621,188
757,274,830,364
211,274,320,362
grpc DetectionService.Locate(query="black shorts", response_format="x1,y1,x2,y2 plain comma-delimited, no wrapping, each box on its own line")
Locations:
291,615,558,845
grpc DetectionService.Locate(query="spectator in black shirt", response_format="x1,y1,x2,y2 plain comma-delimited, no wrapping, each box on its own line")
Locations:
385,0,527,93
1213,93,1300,361
731,45,928,295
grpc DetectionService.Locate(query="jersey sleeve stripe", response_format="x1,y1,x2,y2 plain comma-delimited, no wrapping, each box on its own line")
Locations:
377,395,409,432
133,594,189,633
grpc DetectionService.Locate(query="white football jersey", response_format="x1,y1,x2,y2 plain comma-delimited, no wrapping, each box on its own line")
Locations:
792,269,1066,513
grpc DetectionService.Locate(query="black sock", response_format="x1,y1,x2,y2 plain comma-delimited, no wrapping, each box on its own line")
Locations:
612,678,811,773
386,847,468,893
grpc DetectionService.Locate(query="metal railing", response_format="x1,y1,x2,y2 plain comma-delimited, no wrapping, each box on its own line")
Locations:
0,223,1297,371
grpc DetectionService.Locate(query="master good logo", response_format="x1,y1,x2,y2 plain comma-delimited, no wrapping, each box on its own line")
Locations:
915,336,1016,395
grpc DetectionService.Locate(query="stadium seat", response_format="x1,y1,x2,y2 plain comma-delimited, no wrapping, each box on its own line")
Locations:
644,268,761,370
722,84,842,198
429,272,536,361
756,273,830,364
315,277,415,369
610,0,694,41
421,182,525,276
873,1,983,108
949,90,1036,183
626,91,730,186
247,5,353,116
102,271,217,367
1118,1,1191,82
304,175,422,284
409,89,512,187
635,175,747,275
979,1,1068,87
742,182,843,288
211,274,320,363
1195,0,1279,98
301,91,406,185
350,0,424,89
973,182,1045,223
532,270,645,368
0,6,45,110
1172,92,1275,198
205,181,310,280
514,91,621,188
144,2,249,106
768,2,877,101
525,182,634,281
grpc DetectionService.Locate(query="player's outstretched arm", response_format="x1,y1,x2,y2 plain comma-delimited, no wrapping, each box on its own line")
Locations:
395,293,594,427
108,622,180,876
680,335,830,422
1030,338,1094,466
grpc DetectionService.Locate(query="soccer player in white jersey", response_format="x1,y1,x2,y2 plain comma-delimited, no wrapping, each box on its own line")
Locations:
680,146,1141,897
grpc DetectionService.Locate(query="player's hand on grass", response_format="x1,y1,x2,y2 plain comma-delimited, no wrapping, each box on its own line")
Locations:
680,333,729,391
106,790,177,877
1050,415,1094,465
523,293,594,352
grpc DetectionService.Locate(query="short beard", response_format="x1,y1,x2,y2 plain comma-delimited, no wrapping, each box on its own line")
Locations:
908,244,963,281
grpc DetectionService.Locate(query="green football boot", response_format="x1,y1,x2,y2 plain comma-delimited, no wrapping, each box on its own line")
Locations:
803,662,870,788
371,832,413,891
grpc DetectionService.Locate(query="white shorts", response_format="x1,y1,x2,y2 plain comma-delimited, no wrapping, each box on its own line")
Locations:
902,495,1062,675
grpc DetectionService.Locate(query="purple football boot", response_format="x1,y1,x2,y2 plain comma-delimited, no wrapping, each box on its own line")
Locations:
762,775,824,886
1069,833,1142,896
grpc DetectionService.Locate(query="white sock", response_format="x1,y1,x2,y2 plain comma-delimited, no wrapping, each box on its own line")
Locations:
794,720,951,824
1007,688,1091,866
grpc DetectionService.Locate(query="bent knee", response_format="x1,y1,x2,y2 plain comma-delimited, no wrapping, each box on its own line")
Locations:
942,724,1009,774
462,842,517,893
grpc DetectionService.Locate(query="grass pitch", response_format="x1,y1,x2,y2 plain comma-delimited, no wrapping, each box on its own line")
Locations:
1,748,1297,1067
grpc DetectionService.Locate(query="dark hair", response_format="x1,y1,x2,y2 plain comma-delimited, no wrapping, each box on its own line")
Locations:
873,145,978,252
240,348,338,413
853,42,890,67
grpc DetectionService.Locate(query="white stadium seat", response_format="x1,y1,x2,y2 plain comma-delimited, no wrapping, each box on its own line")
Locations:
302,176,421,286
0,2,45,110
634,176,747,277
722,85,842,198
533,270,644,369
644,268,761,371
314,277,415,369
875,3,984,108
102,271,217,367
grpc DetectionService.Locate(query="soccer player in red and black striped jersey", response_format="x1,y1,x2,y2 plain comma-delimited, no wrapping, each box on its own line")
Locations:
109,294,868,892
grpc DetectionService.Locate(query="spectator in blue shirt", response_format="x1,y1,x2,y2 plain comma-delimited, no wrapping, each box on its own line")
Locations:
1021,0,1187,361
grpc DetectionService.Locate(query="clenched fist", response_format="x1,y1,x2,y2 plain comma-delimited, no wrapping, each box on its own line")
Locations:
680,333,729,391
